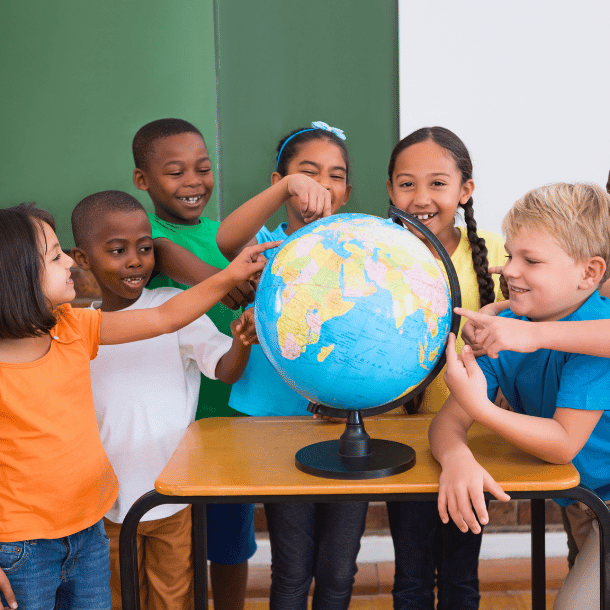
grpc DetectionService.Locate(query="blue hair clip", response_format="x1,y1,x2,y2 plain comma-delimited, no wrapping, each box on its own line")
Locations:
276,121,347,170
311,121,346,141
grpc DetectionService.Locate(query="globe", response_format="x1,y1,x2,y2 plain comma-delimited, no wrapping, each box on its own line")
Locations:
254,213,454,413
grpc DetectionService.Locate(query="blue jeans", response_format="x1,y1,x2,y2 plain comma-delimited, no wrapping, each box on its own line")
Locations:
0,519,111,610
264,501,368,610
387,500,483,610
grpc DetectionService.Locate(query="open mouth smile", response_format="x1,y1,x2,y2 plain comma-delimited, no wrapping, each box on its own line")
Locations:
177,196,203,205
412,212,437,221
122,276,145,286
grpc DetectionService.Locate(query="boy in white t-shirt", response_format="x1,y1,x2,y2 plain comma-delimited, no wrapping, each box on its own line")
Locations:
70,190,259,610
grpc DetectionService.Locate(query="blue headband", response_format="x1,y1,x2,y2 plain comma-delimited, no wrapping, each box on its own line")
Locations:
276,121,346,170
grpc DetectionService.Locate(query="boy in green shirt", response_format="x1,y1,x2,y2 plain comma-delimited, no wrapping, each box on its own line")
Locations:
132,118,256,610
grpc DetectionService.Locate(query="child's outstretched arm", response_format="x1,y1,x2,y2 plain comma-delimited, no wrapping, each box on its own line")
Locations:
457,307,610,359
153,237,255,309
444,334,603,463
99,241,280,345
217,175,331,260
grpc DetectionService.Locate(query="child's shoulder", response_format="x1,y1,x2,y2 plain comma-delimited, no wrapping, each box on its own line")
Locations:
133,287,184,308
54,303,101,331
148,213,220,236
257,222,288,244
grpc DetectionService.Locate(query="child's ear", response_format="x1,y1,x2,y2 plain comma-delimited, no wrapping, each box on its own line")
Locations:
386,178,394,203
270,172,282,186
70,247,91,271
460,179,475,204
342,183,353,206
133,168,149,192
580,256,606,289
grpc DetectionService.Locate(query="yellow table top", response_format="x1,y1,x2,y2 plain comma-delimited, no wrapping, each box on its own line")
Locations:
155,415,579,497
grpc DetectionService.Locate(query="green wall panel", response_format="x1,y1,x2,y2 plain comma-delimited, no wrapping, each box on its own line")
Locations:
0,0,218,246
214,0,399,226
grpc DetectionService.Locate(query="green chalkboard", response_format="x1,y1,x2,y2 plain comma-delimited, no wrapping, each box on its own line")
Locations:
0,0,218,247
214,0,399,224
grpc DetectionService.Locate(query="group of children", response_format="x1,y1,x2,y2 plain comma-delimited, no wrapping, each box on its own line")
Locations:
0,115,609,610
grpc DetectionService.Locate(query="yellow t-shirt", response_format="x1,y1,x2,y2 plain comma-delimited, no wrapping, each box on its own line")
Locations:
419,227,506,414
0,304,118,541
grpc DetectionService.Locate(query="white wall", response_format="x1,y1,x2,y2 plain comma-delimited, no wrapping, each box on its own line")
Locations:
398,0,610,236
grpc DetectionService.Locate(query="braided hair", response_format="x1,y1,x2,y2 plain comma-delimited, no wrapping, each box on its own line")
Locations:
388,126,495,308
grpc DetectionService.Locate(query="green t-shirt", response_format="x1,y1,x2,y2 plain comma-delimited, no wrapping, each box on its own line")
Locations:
147,214,242,419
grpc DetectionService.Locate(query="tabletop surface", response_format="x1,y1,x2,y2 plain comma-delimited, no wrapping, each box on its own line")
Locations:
154,415,580,497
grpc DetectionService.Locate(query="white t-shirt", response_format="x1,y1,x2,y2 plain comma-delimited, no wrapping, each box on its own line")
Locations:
90,288,233,522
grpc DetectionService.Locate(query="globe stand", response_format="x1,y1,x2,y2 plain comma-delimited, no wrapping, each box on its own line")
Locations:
295,405,416,480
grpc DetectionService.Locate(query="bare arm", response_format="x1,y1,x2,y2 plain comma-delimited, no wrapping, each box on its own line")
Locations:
457,307,610,359
444,334,603,463
99,242,280,345
429,396,510,533
153,237,255,310
216,174,331,260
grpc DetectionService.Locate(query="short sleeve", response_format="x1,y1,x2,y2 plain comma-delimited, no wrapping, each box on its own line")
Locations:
557,354,610,411
55,304,102,360
177,313,233,379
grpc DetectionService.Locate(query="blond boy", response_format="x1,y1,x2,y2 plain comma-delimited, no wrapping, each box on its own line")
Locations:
429,183,610,610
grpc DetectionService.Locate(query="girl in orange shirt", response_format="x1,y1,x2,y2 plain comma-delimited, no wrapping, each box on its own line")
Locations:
0,203,275,610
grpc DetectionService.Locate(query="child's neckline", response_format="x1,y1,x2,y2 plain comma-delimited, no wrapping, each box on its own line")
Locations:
0,334,53,364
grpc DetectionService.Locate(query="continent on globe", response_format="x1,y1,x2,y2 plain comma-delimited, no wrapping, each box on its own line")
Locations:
254,214,453,411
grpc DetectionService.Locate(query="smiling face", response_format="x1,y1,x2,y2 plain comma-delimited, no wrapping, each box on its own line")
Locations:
503,227,595,321
38,222,76,307
133,132,214,225
273,138,352,235
386,139,474,254
76,210,155,312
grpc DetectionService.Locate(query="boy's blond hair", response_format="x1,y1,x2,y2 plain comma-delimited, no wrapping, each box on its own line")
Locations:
502,183,610,283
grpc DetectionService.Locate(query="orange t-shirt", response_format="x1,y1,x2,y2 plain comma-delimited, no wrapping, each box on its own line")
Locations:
0,304,118,542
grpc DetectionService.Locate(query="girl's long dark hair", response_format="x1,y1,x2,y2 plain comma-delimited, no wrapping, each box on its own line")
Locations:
0,203,58,339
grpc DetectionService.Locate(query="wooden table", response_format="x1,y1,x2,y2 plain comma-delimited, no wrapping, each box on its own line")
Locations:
119,415,610,609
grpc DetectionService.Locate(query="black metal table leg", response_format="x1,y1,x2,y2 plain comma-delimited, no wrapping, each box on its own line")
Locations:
192,503,208,610
530,498,546,610
119,491,191,610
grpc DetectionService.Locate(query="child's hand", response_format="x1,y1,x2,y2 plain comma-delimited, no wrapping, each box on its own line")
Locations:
286,174,332,223
225,241,282,284
489,265,509,300
232,308,258,346
460,302,504,357
221,280,257,310
438,452,510,533
443,333,489,418
456,308,539,359
0,568,17,609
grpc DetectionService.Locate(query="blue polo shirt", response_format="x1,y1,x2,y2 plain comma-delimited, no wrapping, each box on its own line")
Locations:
477,291,610,504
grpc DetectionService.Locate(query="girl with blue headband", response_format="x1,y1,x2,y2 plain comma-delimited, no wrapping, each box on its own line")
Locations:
217,122,368,610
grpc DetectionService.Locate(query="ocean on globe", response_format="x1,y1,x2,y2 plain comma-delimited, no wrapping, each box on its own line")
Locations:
254,213,453,411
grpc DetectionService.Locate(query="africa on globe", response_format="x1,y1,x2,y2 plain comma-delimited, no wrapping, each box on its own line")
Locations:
254,213,453,411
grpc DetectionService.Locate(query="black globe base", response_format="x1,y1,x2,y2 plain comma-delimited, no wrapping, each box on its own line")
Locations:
295,438,416,479
296,409,416,479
